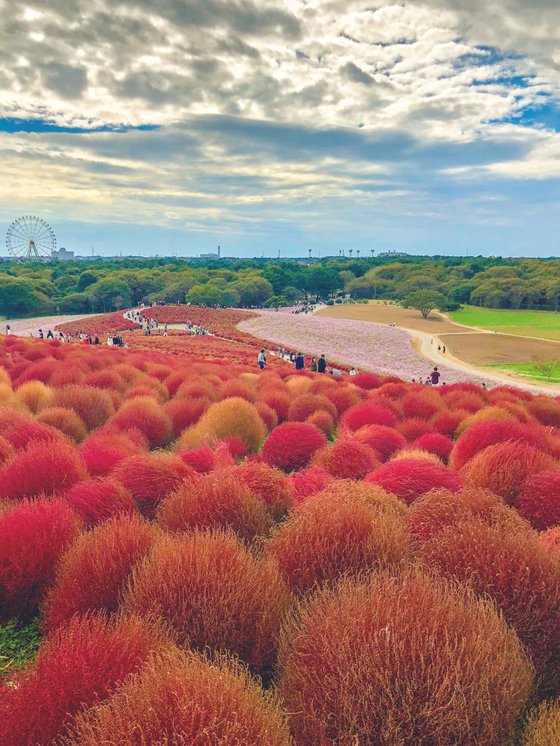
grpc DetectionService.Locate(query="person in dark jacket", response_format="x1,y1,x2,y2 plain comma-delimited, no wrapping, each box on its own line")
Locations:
318,354,327,373
295,352,305,370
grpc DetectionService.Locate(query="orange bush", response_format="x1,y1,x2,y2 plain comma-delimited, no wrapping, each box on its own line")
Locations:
42,515,156,632
527,396,560,427
180,397,267,453
287,393,337,423
352,423,407,461
64,649,292,746
265,484,410,595
110,396,173,448
37,406,88,442
521,700,560,746
53,385,115,431
312,439,379,479
396,417,435,442
157,471,272,541
12,380,53,413
122,530,289,676
450,419,547,470
279,572,533,745
234,460,295,517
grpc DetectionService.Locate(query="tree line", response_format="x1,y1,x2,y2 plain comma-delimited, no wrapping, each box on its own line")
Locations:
2,254,560,317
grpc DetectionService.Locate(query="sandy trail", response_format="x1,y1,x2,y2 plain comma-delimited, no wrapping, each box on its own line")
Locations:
2,314,93,338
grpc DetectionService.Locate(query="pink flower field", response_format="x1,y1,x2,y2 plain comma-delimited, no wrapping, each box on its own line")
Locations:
240,311,483,384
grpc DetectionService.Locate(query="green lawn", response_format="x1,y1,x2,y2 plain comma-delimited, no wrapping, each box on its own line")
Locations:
450,306,560,341
491,362,560,384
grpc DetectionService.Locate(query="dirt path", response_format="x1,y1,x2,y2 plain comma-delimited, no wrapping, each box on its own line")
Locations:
2,314,93,338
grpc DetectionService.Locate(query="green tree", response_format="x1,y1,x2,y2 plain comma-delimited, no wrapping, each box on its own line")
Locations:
0,278,53,316
403,290,448,319
231,277,273,307
77,271,99,292
87,277,133,312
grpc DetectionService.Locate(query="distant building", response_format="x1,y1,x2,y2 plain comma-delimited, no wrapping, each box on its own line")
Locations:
199,245,221,260
378,250,409,258
51,247,74,261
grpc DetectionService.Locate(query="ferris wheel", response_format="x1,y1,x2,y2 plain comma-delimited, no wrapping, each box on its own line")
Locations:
6,216,57,260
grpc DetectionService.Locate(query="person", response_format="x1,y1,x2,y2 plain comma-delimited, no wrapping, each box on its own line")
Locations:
38,329,44,339
94,336,100,345
5,324,10,335
310,356,317,372
258,349,266,370
46,329,54,339
330,367,342,376
289,351,295,363
442,345,446,353
318,354,327,373
295,352,305,370
430,366,441,385
107,336,113,346
349,367,357,376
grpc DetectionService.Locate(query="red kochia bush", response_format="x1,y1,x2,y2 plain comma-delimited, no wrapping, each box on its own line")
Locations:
0,497,82,622
540,526,560,554
290,466,334,502
351,371,381,390
366,457,462,505
421,518,560,693
516,471,560,530
287,394,337,423
112,453,195,518
279,572,533,746
0,614,170,746
265,484,410,595
450,419,547,470
165,396,209,438
234,461,295,517
53,385,115,431
64,477,138,526
122,530,289,676
0,435,14,465
407,486,530,544
340,400,397,430
157,472,272,541
0,438,87,501
461,440,557,505
64,650,292,746
178,443,217,473
413,432,454,463
262,422,327,472
312,440,379,480
80,431,144,476
352,424,407,461
110,396,173,448
396,417,435,442
42,515,156,632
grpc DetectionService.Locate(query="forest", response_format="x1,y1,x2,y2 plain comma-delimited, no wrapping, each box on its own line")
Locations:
1,254,560,317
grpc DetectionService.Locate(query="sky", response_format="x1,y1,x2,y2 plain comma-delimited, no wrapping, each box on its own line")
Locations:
0,0,559,258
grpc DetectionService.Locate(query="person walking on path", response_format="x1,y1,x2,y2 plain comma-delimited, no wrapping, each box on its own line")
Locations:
295,352,305,370
318,354,327,373
258,349,266,370
310,357,317,372
430,367,441,385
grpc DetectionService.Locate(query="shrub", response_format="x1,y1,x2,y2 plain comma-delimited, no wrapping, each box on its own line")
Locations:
323,385,361,416
80,431,143,476
396,417,435,442
53,385,115,431
290,466,334,502
278,572,533,745
234,460,295,517
527,397,560,427
366,457,462,505
64,649,292,746
122,530,289,676
540,527,560,553
42,515,156,632
420,518,560,693
112,453,195,518
12,380,53,413
259,390,291,422
522,700,560,746
164,396,209,437
157,472,272,541
64,477,138,526
287,394,337,423
180,397,267,453
407,486,529,543
340,400,396,430
265,485,411,595
37,406,88,442
110,396,172,448
413,432,454,463
312,440,379,480
460,440,557,505
0,498,81,622
2,415,64,450
0,614,170,746
306,409,335,434
255,400,278,431
178,443,217,473
0,438,87,501
401,391,441,420
517,471,560,530
0,435,14,465
262,422,327,472
431,408,466,437
352,423,407,461
351,371,381,389
450,419,547,470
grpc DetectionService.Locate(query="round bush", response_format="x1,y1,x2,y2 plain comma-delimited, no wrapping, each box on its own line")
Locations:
265,485,411,595
522,700,560,745
312,439,379,480
53,385,115,431
37,406,88,442
460,440,557,505
450,419,547,470
157,471,272,541
12,380,53,413
234,460,295,517
306,409,335,434
112,453,195,519
180,397,267,453
122,530,289,676
64,477,137,526
0,614,170,746
0,438,87,501
110,396,173,448
352,423,407,461
351,371,381,390
64,649,292,746
517,471,560,530
165,396,209,438
178,443,217,473
420,517,560,693
80,431,144,476
540,526,560,554
413,432,454,463
42,515,156,632
287,393,337,423
396,417,435,442
366,457,462,505
340,400,396,430
0,497,82,622
262,422,327,472
290,466,334,502
279,572,533,745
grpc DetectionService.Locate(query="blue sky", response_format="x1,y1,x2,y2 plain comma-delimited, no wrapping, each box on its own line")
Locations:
1,0,559,258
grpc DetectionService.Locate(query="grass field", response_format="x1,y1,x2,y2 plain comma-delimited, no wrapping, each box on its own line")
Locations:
491,362,560,384
450,306,560,341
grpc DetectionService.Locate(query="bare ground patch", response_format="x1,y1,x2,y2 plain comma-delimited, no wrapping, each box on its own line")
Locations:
438,333,560,366
317,303,465,334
